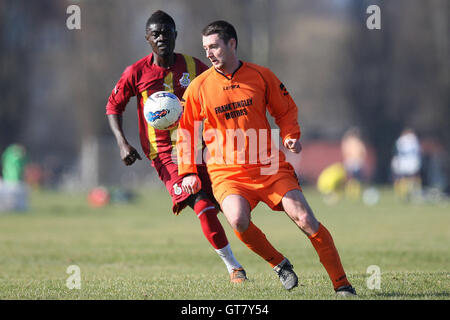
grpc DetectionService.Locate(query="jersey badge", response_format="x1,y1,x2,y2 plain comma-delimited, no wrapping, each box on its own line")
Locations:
179,73,191,88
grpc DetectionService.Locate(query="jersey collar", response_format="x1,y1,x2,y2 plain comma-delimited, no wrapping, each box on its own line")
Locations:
214,60,243,80
147,52,178,70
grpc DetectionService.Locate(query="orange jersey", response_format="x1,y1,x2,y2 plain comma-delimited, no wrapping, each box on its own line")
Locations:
177,61,301,179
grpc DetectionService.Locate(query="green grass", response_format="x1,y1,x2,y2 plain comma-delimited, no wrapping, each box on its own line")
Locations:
0,186,449,300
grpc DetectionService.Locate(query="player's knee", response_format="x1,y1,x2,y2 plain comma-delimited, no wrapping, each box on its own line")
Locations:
229,215,250,233
293,213,307,228
293,211,316,230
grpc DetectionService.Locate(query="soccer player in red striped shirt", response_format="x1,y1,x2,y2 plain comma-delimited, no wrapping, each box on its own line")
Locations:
105,11,246,283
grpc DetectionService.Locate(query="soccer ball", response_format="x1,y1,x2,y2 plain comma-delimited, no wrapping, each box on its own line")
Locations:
143,91,183,130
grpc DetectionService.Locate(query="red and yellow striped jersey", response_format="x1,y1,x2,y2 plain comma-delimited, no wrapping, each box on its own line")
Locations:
106,53,208,171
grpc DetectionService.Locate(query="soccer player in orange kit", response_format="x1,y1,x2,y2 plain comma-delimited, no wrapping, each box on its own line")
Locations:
177,20,356,295
106,11,246,283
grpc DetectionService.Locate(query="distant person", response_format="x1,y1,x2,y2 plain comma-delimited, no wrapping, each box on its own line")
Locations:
105,10,246,283
177,20,356,296
391,128,422,200
341,127,367,200
317,162,347,204
1,144,28,183
0,144,29,211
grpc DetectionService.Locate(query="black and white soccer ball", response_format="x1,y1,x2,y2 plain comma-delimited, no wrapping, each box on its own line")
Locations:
144,91,183,130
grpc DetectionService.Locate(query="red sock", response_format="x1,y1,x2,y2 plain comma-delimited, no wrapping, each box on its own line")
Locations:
194,199,228,250
234,221,284,268
309,223,351,289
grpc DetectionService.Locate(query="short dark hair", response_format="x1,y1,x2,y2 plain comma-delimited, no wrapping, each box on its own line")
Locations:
202,20,238,49
146,10,176,33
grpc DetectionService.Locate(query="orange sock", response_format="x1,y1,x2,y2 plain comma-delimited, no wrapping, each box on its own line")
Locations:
309,223,351,290
234,221,284,268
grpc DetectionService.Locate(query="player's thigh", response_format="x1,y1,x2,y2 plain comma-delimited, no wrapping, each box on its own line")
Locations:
156,160,191,214
220,194,252,231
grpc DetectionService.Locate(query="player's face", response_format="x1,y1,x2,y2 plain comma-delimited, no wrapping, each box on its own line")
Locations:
202,33,236,72
146,23,177,57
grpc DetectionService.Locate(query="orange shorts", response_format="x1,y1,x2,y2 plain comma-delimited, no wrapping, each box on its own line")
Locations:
211,162,302,211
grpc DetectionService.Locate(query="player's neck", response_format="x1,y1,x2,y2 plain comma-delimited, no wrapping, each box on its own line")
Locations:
152,53,176,68
217,58,241,76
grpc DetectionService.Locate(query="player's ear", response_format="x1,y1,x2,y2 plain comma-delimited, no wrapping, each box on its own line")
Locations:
229,38,237,51
174,30,178,40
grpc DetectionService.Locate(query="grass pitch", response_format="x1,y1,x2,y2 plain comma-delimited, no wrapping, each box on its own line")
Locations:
0,186,449,300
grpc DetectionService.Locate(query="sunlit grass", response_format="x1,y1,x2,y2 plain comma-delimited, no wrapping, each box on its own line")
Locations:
0,187,449,300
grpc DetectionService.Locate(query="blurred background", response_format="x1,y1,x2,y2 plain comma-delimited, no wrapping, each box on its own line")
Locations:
0,0,448,208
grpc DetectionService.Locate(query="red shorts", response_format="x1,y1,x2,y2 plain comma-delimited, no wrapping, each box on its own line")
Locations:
155,161,215,214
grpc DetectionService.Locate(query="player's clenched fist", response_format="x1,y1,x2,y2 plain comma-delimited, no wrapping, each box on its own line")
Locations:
119,143,142,166
284,138,302,153
182,174,202,194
